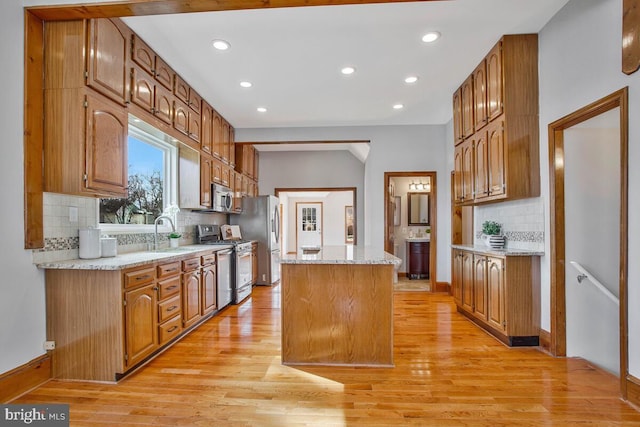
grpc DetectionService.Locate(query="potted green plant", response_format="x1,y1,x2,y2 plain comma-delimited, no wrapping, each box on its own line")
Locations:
481,221,505,249
169,232,182,248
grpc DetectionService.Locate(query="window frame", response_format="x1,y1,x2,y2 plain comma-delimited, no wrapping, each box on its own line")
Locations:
98,116,178,234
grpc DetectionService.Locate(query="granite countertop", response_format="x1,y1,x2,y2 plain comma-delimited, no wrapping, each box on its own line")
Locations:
280,245,401,265
35,244,234,271
451,244,544,257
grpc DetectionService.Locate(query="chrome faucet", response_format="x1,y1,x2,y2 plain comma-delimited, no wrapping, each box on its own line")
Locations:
154,215,176,251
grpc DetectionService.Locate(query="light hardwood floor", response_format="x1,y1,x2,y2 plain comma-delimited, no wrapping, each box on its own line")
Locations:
15,285,640,426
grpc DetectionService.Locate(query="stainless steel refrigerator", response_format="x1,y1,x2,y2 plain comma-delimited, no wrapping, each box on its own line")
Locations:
231,195,281,285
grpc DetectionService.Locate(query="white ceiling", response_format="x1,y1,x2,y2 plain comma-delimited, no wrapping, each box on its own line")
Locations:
121,0,569,130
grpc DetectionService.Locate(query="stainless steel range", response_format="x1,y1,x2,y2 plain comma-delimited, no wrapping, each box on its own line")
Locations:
197,224,253,305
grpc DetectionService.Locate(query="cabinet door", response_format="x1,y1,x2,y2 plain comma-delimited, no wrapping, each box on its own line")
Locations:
188,109,201,143
452,87,463,145
222,120,230,163
461,75,474,139
461,139,474,202
487,120,505,198
473,255,488,320
452,250,463,305
234,172,243,212
461,251,474,312
453,144,463,204
201,265,217,315
253,149,259,181
153,56,173,90
229,127,236,167
201,102,213,155
473,60,488,131
212,109,223,159
200,156,212,207
221,164,231,187
182,271,201,328
131,34,154,76
188,89,202,114
474,130,489,200
124,284,158,368
173,75,190,104
486,41,503,121
487,257,506,332
130,66,154,112
84,90,128,196
173,100,189,136
86,19,129,105
154,84,173,125
212,158,222,184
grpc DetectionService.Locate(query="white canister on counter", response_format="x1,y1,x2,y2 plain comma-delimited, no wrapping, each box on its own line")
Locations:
100,236,117,257
79,227,101,259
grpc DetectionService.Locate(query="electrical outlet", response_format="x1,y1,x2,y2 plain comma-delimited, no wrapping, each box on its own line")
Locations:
44,341,55,350
401,227,407,234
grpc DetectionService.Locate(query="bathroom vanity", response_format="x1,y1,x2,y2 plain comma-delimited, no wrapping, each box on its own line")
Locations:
406,238,430,279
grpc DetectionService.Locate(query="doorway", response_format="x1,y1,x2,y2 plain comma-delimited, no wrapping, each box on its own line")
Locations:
275,187,356,254
383,171,438,290
548,88,628,395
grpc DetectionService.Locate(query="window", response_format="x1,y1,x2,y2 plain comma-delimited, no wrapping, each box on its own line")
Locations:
99,116,178,231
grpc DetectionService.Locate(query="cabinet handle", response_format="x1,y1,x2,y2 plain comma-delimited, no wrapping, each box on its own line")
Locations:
167,326,178,333
166,285,178,291
167,305,178,312
153,287,159,291
138,275,151,281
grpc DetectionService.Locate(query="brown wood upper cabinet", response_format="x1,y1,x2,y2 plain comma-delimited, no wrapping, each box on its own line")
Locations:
174,75,202,114
201,102,214,155
130,65,173,125
86,19,130,106
452,34,539,205
131,34,174,91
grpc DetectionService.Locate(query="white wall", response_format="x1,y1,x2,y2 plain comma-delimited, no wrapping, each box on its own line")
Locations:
237,125,451,282
538,0,640,376
0,1,48,374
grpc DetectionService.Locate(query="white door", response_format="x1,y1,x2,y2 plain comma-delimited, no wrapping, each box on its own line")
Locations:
296,202,323,251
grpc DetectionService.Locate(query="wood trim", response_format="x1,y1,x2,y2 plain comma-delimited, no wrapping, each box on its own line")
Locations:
627,375,640,408
623,0,640,75
548,88,628,397
434,281,449,293
0,354,51,403
26,0,441,21
539,328,551,353
24,11,45,249
236,140,370,146
384,171,437,291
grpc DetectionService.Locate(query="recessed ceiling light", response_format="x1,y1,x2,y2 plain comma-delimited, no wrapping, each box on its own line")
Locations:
405,76,419,84
393,104,404,110
421,32,441,43
240,81,253,88
341,66,356,75
257,107,267,113
212,39,230,50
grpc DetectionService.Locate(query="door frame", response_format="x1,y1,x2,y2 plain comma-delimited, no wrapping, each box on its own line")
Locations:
383,171,438,290
548,87,629,396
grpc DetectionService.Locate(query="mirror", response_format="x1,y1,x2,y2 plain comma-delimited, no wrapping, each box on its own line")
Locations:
407,192,430,225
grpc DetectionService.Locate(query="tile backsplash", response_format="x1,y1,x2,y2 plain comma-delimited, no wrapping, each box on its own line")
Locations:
32,193,227,263
474,197,544,251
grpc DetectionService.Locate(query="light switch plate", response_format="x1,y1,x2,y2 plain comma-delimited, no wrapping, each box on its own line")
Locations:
69,206,78,223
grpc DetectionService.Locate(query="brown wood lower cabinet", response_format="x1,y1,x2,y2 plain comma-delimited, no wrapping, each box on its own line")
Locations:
44,248,222,382
451,248,540,346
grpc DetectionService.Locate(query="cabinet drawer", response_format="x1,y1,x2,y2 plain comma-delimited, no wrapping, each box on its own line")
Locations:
158,295,181,323
201,253,216,266
158,276,181,300
158,315,182,345
182,257,200,272
124,267,155,289
157,261,181,279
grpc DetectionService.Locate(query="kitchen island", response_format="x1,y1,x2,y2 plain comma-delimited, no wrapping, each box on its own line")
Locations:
280,246,400,367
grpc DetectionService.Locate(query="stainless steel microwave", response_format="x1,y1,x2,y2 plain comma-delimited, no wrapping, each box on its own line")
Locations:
212,183,233,213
